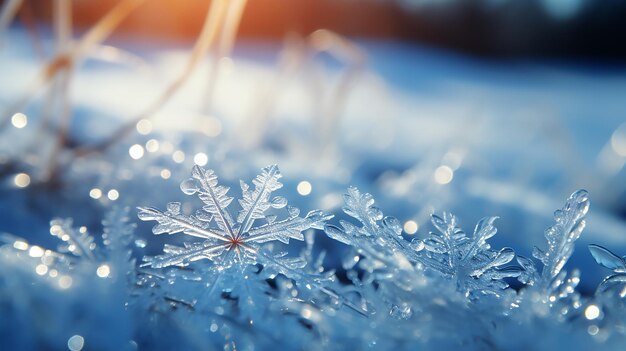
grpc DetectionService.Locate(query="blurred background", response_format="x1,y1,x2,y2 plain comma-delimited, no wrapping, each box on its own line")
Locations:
12,0,626,59
1,0,626,294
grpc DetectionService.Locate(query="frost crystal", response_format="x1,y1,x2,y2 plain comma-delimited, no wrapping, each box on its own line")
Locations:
589,244,626,296
517,189,589,305
138,165,332,268
325,187,519,298
587,244,626,332
589,244,626,273
324,187,421,286
102,206,136,254
50,218,97,262
417,213,520,298
0,210,137,351
45,209,136,275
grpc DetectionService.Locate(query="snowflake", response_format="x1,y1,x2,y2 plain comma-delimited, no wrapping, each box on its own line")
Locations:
417,213,520,298
516,189,588,307
138,165,332,268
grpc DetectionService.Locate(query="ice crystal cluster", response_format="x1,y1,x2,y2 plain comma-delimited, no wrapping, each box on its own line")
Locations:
2,165,626,350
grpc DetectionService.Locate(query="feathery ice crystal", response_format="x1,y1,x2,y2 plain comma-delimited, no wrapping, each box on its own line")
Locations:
516,189,589,307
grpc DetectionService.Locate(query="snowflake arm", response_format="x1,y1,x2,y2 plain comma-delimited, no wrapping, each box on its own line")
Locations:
462,216,499,263
181,165,236,239
237,164,286,234
424,213,468,275
516,254,540,285
137,203,229,242
342,186,383,237
247,209,331,244
143,242,231,268
469,248,516,278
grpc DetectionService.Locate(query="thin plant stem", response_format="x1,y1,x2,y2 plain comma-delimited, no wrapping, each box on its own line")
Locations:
72,0,234,157
41,0,73,182
240,30,365,151
307,30,366,150
0,0,147,133
18,0,45,59
43,69,73,183
201,0,248,115
0,0,22,46
239,33,306,148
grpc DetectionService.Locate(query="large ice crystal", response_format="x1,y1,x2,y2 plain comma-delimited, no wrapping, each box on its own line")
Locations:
138,165,332,268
